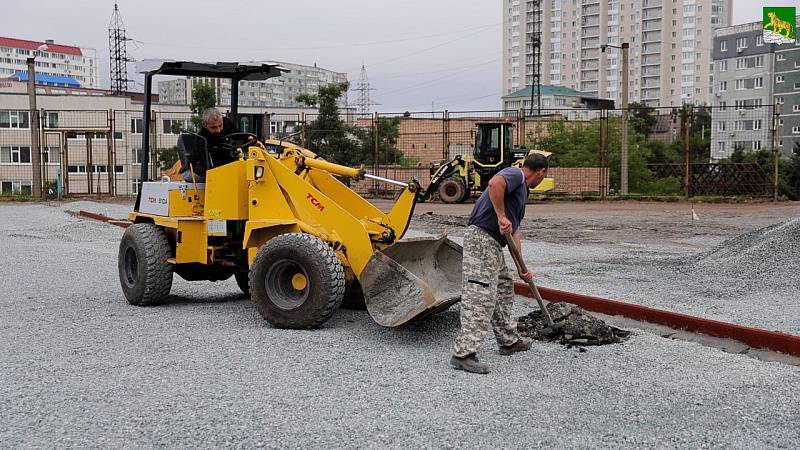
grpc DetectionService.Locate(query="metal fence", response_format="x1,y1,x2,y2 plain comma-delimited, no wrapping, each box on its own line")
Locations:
0,104,781,199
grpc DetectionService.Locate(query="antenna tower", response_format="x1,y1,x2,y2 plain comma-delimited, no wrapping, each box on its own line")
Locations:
109,2,133,95
528,0,542,116
354,64,376,115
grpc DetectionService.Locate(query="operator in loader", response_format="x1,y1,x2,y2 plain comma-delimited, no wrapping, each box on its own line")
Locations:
181,108,241,182
450,153,549,374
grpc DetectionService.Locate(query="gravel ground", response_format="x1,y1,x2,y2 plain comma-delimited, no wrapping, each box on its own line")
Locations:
1,201,799,448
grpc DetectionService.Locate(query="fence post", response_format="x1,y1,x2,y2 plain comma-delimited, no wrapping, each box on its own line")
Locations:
442,109,450,159
682,105,692,199
517,108,525,148
772,102,780,202
301,112,307,148
373,112,379,194
600,108,607,200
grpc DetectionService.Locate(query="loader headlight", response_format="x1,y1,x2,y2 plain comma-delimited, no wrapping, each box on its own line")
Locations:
254,165,264,180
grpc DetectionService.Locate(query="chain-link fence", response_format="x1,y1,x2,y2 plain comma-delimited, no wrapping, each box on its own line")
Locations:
0,105,782,199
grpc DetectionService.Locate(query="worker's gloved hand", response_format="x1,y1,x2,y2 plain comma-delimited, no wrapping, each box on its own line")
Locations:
518,270,533,283
498,216,512,235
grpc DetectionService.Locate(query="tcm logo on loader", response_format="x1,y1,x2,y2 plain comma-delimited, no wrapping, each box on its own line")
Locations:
307,193,325,212
147,196,167,205
763,7,796,45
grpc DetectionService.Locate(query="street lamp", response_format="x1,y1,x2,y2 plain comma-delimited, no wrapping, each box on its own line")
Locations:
27,43,47,199
601,42,630,194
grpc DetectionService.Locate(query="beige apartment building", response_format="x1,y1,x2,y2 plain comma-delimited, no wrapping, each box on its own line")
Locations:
503,0,732,108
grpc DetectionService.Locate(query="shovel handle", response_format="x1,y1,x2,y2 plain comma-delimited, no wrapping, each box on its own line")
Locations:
503,233,556,327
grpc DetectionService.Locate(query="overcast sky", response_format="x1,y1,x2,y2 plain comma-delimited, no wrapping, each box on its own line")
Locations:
0,0,794,112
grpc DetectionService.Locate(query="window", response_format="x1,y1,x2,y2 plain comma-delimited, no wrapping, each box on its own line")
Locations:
753,120,762,130
720,41,727,52
794,105,800,112
776,75,785,83
754,78,763,89
754,56,764,67
736,37,747,50
719,142,726,152
67,165,87,173
735,79,745,90
718,60,727,71
752,141,761,150
777,97,785,105
45,112,59,128
719,81,727,92
131,148,144,164
0,111,30,129
777,54,786,61
113,131,123,140
130,118,144,134
162,119,189,135
43,146,60,164
736,58,746,70
718,121,726,131
0,181,32,195
756,35,764,46
0,146,31,164
795,82,800,90
793,127,800,134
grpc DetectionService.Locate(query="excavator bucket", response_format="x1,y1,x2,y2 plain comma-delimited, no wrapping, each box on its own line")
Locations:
360,235,463,327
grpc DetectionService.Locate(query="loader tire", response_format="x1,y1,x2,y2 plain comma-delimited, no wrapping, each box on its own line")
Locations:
438,177,466,204
250,233,345,329
235,271,250,296
118,223,173,306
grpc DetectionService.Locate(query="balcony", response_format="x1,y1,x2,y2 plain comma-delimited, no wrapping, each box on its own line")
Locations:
642,0,662,7
642,31,661,43
642,43,661,54
582,5,600,15
641,56,661,66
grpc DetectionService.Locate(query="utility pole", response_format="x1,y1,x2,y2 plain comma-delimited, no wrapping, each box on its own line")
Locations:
27,49,45,199
620,42,630,194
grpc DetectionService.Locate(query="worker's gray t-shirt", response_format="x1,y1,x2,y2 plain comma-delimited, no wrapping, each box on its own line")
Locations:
467,167,527,247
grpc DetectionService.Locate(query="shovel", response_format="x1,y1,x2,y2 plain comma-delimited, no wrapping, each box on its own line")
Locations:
503,233,564,334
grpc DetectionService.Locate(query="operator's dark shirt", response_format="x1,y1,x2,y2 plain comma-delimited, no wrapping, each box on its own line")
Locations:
467,167,527,247
198,116,240,168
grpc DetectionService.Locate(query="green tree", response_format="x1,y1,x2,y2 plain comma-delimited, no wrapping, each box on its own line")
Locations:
359,117,406,165
296,82,367,166
190,82,217,130
628,102,658,138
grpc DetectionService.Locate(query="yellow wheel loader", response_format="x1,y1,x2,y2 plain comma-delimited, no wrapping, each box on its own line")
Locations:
421,121,555,203
119,61,462,329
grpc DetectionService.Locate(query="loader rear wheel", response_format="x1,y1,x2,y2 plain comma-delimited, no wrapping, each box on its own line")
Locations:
438,177,466,203
235,271,250,296
118,223,173,306
250,233,345,329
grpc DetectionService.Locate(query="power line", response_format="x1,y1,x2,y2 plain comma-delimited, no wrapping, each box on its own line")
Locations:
130,23,500,53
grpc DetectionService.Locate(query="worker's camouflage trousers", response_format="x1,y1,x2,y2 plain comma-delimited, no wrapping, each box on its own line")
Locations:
452,225,521,357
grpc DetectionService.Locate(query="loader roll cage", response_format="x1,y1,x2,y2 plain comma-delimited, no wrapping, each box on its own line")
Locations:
134,61,288,210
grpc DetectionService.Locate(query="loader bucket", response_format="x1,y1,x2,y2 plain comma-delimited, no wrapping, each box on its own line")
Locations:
361,235,463,327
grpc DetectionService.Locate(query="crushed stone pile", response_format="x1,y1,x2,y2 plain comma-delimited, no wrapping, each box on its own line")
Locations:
517,302,630,347
683,217,800,292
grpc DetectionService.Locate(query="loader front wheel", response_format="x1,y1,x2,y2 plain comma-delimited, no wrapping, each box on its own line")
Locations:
250,233,345,329
118,223,173,306
438,177,466,203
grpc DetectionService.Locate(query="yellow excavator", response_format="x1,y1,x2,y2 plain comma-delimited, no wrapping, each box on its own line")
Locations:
120,61,461,328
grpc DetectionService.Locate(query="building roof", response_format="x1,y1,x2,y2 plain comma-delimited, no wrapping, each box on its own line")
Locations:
9,71,81,88
0,37,83,56
502,85,598,99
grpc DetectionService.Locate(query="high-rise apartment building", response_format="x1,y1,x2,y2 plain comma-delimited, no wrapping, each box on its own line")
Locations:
158,61,347,108
0,37,99,88
502,0,732,107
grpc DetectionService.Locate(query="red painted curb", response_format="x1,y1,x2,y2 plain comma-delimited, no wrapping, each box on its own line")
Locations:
515,282,800,357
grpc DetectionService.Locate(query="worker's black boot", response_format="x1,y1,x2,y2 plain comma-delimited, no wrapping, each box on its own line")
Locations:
450,354,490,374
498,339,531,356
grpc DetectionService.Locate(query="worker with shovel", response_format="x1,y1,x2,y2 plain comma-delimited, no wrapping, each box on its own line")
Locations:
450,153,549,374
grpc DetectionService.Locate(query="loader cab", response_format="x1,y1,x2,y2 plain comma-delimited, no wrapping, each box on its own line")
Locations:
472,122,526,190
133,60,288,211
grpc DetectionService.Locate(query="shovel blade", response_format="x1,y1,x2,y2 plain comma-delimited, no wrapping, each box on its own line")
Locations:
360,235,463,327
